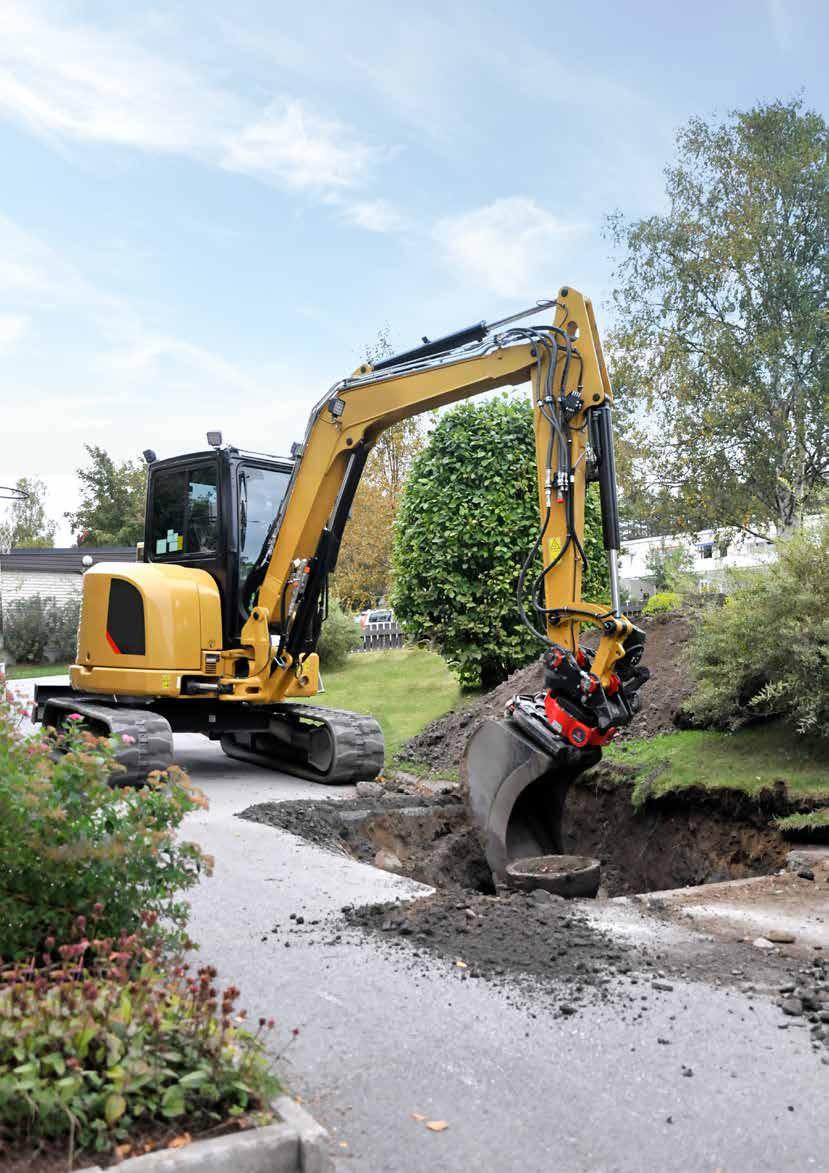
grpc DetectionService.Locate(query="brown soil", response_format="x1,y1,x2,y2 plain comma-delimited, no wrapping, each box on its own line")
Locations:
242,772,787,901
1,1117,250,1171
562,767,789,894
400,612,694,775
242,794,492,891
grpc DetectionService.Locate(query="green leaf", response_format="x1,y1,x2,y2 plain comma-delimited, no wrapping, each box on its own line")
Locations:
105,1092,126,1124
161,1085,186,1117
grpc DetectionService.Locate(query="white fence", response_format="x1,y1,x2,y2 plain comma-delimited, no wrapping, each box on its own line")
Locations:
356,621,405,652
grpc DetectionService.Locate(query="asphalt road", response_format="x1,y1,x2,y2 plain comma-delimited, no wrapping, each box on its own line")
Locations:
11,680,827,1172
173,740,826,1173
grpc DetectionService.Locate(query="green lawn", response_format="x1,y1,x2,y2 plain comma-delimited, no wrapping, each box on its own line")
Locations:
309,648,461,760
605,724,829,803
3,663,70,680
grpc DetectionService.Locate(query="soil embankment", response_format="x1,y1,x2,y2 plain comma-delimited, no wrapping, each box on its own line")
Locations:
401,612,694,775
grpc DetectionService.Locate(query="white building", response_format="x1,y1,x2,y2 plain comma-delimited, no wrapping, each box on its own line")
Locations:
0,546,135,618
619,528,777,603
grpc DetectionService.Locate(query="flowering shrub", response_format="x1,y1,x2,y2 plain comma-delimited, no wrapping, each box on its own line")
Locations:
0,927,280,1160
0,685,211,959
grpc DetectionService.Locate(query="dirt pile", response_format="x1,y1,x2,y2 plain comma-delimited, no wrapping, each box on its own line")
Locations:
400,612,694,775
344,888,646,1008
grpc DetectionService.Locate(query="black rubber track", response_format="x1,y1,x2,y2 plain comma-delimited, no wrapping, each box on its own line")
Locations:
220,703,385,785
41,698,174,785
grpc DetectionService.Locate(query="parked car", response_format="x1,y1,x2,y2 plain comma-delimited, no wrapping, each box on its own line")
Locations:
361,608,394,629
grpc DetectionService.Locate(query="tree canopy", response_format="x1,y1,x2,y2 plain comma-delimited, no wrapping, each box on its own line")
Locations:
66,446,147,546
333,327,424,610
0,478,56,550
392,397,608,689
609,97,828,540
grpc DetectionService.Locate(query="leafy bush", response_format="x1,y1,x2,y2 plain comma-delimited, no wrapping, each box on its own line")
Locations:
2,594,80,663
317,598,360,669
0,694,210,959
644,543,695,593
686,517,829,737
392,398,608,689
643,590,682,615
48,596,82,660
0,930,279,1161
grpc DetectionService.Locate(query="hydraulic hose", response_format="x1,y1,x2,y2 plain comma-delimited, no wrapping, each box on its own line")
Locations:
589,403,622,615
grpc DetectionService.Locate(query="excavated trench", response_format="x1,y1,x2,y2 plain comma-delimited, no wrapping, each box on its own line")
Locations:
240,777,796,1004
241,773,788,899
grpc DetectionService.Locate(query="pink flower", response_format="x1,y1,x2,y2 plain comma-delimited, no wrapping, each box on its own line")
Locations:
66,713,83,722
121,733,136,745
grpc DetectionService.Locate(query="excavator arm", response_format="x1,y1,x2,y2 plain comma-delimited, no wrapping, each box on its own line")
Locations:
237,286,643,720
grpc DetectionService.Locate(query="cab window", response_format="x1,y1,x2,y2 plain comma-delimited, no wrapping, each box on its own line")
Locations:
238,464,291,597
150,465,219,557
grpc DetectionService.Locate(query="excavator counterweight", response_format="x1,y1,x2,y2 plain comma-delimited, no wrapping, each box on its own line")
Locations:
33,287,648,889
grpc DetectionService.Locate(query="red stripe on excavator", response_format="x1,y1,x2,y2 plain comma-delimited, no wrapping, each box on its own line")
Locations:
105,630,121,655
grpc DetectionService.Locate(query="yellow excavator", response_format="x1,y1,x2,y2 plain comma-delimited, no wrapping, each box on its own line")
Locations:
34,286,648,882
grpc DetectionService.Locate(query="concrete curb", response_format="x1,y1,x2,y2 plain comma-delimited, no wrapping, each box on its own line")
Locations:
84,1095,333,1173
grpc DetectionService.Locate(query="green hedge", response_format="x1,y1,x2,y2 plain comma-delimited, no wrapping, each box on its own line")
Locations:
686,516,829,738
392,398,608,689
2,594,80,663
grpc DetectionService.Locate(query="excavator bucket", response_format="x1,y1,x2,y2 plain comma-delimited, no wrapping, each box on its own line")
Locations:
463,714,601,884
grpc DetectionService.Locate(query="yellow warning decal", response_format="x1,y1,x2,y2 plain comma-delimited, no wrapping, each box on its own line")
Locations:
161,674,170,689
548,537,562,564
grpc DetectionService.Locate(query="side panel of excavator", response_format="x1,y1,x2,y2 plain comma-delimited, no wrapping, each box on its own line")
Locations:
71,563,223,696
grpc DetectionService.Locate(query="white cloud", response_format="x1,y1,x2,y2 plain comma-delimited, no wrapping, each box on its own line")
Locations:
0,314,29,352
0,4,387,221
340,198,407,233
433,197,587,298
0,3,240,152
0,211,318,490
223,99,371,190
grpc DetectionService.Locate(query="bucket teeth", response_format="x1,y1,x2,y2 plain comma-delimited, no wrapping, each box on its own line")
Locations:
463,715,600,881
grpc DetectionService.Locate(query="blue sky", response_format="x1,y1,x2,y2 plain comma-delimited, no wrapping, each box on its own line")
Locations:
1,0,827,541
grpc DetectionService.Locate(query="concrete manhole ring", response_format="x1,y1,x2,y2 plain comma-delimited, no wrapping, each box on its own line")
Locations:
505,854,601,898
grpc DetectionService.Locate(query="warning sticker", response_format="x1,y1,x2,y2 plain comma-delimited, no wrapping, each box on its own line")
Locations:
548,537,562,564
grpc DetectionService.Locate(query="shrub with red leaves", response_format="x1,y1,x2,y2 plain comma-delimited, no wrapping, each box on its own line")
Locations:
0,684,212,959
0,924,279,1161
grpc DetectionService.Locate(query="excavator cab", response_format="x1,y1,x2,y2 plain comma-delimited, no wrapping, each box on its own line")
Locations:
141,444,293,644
